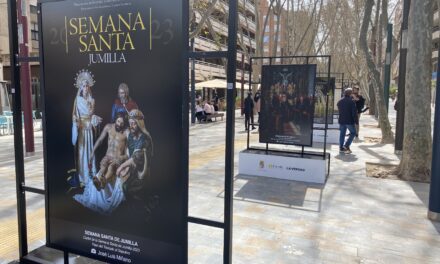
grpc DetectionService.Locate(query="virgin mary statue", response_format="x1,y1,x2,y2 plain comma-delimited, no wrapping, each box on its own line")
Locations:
71,69,102,186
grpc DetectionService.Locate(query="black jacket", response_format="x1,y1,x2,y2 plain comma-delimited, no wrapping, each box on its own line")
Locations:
244,96,254,114
354,95,366,114
337,96,358,125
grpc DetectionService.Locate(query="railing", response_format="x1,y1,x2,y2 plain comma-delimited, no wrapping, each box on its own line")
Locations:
239,13,256,33
240,0,256,15
194,12,228,36
222,0,256,14
191,60,249,81
194,12,256,48
193,36,251,64
433,30,440,40
218,0,256,32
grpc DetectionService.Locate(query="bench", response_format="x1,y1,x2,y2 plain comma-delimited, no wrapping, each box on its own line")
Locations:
201,112,225,123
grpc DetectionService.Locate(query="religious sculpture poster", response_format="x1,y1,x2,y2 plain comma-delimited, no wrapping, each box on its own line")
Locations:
259,64,317,146
40,0,185,263
314,77,335,124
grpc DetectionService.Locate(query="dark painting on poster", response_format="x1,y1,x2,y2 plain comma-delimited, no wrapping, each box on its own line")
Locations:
39,0,185,263
314,77,335,124
259,64,317,146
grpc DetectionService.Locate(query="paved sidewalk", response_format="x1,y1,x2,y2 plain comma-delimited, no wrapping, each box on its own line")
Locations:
1,111,440,264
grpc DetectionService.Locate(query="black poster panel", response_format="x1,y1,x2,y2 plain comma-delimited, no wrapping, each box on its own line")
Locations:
314,77,336,124
259,64,317,146
39,0,186,263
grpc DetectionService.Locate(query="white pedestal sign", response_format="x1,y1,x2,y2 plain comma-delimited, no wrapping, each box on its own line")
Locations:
239,150,328,184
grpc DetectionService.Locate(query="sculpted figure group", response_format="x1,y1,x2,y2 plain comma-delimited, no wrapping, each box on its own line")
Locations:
71,69,153,214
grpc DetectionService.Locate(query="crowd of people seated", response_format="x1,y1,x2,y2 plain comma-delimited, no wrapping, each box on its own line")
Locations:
195,100,218,123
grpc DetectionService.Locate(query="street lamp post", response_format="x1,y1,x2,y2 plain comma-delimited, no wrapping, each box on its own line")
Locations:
191,37,196,124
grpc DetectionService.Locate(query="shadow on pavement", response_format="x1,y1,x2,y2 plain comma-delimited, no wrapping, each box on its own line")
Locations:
231,174,324,213
358,144,397,162
408,181,440,235
334,153,358,162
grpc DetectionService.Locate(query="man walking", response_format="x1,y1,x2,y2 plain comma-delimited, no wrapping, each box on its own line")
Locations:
244,92,255,130
337,88,358,154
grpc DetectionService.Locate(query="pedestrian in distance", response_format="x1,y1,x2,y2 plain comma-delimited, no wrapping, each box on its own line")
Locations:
337,88,358,154
254,90,261,123
244,92,255,131
352,86,365,138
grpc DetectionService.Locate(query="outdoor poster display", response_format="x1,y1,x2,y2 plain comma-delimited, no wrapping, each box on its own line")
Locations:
39,0,186,263
314,77,335,124
259,64,317,146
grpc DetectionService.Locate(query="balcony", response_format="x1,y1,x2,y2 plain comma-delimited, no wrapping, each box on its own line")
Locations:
433,50,438,59
218,0,256,32
191,60,249,82
239,13,256,33
240,0,256,14
195,12,228,36
194,13,256,49
220,0,256,14
194,37,253,65
433,30,440,40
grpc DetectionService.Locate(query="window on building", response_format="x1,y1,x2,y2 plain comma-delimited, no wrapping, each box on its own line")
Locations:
30,5,38,14
263,36,269,43
31,22,38,41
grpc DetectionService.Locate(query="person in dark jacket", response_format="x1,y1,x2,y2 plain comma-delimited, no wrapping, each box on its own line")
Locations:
337,88,358,154
244,92,255,131
352,87,365,137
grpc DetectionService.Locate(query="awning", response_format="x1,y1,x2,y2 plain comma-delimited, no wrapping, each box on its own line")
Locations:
193,79,249,90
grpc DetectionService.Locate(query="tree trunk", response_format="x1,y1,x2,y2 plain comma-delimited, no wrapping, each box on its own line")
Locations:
368,78,377,115
398,0,433,182
272,0,282,56
359,0,394,143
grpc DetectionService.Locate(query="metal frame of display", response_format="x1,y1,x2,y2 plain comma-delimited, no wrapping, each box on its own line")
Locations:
315,72,345,115
314,74,336,125
317,72,345,95
246,55,331,174
8,0,238,263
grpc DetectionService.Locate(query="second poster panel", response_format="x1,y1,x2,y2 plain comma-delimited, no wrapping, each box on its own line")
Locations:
260,64,317,146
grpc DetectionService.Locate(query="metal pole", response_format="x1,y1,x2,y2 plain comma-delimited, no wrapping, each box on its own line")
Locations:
182,0,190,261
224,0,237,262
383,23,393,113
241,53,244,116
64,251,69,264
323,56,331,160
7,0,28,258
191,37,196,124
18,0,35,153
395,0,410,153
428,45,440,222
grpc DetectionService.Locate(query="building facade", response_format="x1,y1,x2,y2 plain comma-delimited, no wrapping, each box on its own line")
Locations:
258,0,288,58
0,0,40,110
1,0,257,107
191,0,256,83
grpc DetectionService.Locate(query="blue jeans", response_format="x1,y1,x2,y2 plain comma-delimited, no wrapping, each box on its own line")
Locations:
339,124,356,149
